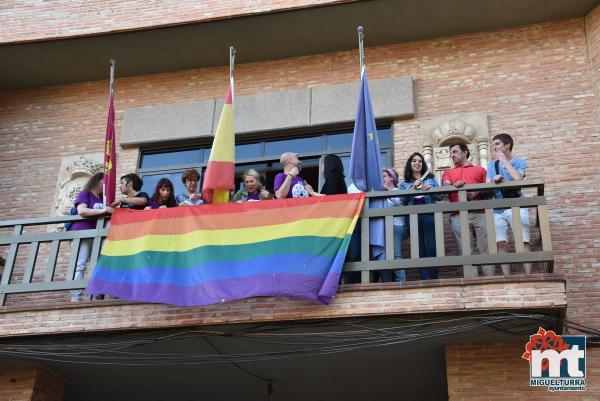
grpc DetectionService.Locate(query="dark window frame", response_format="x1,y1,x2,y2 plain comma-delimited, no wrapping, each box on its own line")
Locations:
137,125,393,195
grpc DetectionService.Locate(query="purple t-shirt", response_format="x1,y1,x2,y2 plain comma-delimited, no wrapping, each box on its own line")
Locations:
148,199,163,209
247,192,260,201
70,191,104,231
273,173,309,199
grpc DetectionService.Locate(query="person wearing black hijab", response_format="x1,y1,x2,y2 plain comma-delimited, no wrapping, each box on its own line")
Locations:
320,154,348,195
320,155,360,284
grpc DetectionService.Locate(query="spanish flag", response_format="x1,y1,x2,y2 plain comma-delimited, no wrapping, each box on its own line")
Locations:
202,84,235,203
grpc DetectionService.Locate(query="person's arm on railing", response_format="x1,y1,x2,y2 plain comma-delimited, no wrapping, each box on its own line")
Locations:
77,203,113,217
114,192,149,208
305,183,325,197
441,169,458,200
423,178,444,201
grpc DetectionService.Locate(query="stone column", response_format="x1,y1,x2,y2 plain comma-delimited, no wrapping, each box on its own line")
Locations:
477,138,489,168
423,144,433,170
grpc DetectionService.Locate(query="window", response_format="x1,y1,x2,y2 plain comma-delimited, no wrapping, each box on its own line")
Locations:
140,149,203,169
137,127,393,196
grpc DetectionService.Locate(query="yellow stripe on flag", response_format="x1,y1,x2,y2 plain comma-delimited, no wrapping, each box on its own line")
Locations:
101,217,352,256
208,101,234,163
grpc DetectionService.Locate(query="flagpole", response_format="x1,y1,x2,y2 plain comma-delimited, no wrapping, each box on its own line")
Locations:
229,46,236,99
109,58,116,98
357,26,365,75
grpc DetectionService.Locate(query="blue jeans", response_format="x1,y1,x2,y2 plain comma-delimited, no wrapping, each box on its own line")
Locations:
379,224,406,283
418,213,438,280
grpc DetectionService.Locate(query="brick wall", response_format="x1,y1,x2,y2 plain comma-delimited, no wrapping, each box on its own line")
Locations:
0,365,64,401
1,17,599,328
446,342,599,400
0,0,348,44
0,367,36,401
585,4,600,111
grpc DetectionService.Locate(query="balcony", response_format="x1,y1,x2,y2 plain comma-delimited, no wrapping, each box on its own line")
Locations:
345,179,554,281
0,180,568,401
0,181,564,336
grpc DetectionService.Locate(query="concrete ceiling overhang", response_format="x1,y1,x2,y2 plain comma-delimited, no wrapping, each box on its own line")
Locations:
0,310,565,401
1,0,599,90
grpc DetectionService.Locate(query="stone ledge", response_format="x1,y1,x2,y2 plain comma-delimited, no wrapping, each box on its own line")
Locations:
120,76,415,147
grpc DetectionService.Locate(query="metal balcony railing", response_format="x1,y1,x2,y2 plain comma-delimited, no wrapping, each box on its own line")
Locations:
0,181,553,306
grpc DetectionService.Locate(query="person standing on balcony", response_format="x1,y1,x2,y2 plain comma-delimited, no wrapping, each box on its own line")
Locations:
145,178,177,209
69,172,114,301
487,133,531,276
318,155,363,284
379,167,407,283
233,169,272,202
111,173,150,210
442,143,495,276
176,169,204,206
274,152,323,199
400,153,443,280
320,154,348,195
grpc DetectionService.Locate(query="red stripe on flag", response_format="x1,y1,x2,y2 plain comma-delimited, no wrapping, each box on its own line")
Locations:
108,193,365,226
201,160,235,202
225,86,232,105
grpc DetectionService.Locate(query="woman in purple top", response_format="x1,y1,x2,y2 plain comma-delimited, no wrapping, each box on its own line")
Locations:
274,152,323,199
69,172,114,301
232,169,272,202
144,178,177,209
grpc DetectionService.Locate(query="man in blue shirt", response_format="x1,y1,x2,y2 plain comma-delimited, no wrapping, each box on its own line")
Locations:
487,133,531,276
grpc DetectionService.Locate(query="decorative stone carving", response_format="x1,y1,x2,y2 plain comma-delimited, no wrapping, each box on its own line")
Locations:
50,154,103,231
421,113,490,182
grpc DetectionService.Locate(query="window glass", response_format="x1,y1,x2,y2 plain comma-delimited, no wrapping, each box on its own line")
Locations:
141,149,202,169
263,136,321,158
326,132,353,151
235,143,262,160
378,127,392,146
326,128,391,152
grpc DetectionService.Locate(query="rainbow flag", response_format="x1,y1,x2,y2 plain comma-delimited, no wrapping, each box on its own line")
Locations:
86,194,365,306
202,85,234,204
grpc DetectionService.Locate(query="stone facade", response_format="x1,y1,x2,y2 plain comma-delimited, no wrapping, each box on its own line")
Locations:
420,113,490,182
50,154,103,227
